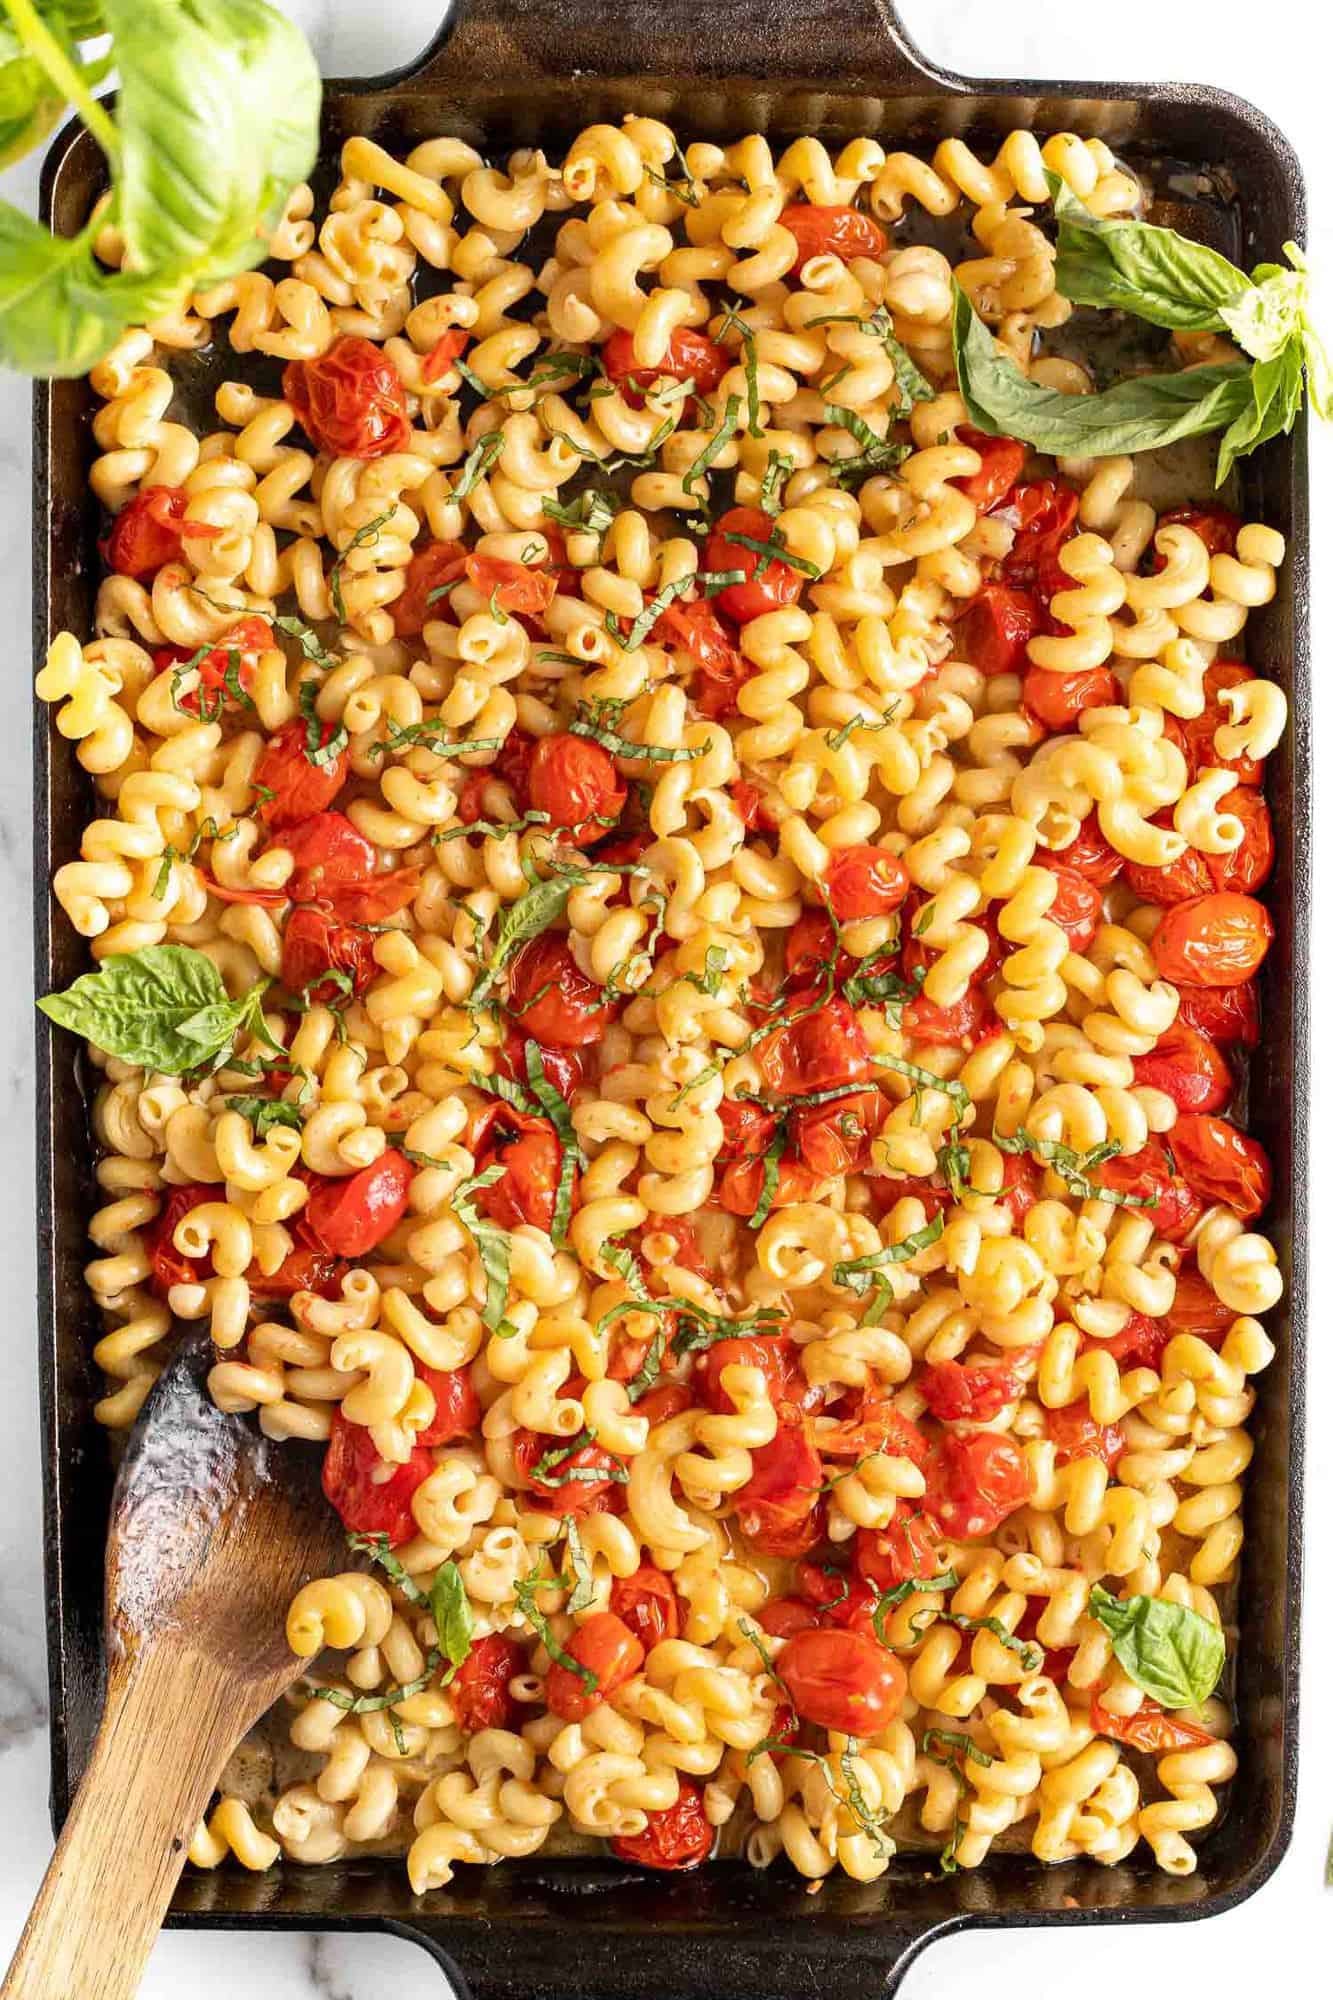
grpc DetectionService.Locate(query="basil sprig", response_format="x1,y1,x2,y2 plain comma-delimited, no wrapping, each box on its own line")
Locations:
0,0,319,377
1088,1585,1225,1709
39,943,279,1074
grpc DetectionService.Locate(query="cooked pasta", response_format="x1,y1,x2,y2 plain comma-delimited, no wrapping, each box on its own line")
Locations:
40,115,1285,1889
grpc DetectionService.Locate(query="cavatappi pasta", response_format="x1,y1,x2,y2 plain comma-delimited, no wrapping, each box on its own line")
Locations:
39,117,1287,1889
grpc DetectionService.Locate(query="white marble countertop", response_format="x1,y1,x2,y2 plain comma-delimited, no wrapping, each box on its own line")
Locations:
1,2,1328,1992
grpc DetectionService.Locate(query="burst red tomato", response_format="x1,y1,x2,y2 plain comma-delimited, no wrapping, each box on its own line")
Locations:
300,1152,415,1257
157,614,272,717
1094,1310,1170,1369
779,1628,907,1734
784,910,842,983
471,1102,567,1233
145,1183,214,1294
954,582,1040,676
1151,893,1273,987
791,1088,887,1175
609,1565,681,1653
926,1431,1031,1539
757,1595,823,1638
512,1430,625,1516
283,337,412,459
103,485,215,576
1045,1399,1125,1468
506,933,619,1047
602,325,729,404
818,1395,929,1465
1123,826,1215,906
1169,1113,1271,1221
704,506,805,625
1089,1696,1214,1753
415,1364,481,1447
321,1410,432,1545
902,982,996,1048
1042,863,1102,952
1035,815,1124,888
778,202,887,269
1093,1136,1202,1243
955,428,1027,512
718,1154,826,1217
545,1612,644,1721
1167,660,1266,788
281,905,379,1002
420,327,470,383
1152,506,1240,561
999,480,1080,598
853,1507,947,1590
735,1422,823,1554
391,539,469,636
1022,665,1118,731
1167,1265,1234,1343
254,718,348,828
824,845,910,921
1132,1022,1232,1114
495,1027,585,1101
756,996,870,1094
247,1245,348,1302
610,1777,714,1870
919,1357,1024,1423
463,553,557,618
718,1097,781,1163
450,1633,527,1732
280,812,375,895
1207,788,1274,895
527,731,627,843
656,596,746,700
1175,977,1261,1050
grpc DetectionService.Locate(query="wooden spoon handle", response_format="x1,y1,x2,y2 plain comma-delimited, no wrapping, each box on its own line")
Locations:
2,1643,247,2000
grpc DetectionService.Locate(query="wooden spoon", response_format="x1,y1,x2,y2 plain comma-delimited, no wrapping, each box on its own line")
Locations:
2,1329,346,2000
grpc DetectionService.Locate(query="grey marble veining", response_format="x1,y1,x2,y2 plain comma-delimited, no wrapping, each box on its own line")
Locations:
2,4,1330,1996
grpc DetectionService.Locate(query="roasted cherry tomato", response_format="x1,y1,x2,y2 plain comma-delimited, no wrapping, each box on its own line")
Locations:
471,1102,567,1233
283,336,412,459
1093,1136,1202,1243
824,845,911,921
853,1506,947,1590
704,506,805,625
1045,1399,1125,1468
145,1183,214,1294
602,325,729,405
1042,863,1102,953
512,1429,625,1516
784,910,844,983
954,582,1040,676
1132,1022,1232,1114
528,731,627,844
1092,1310,1170,1370
609,1565,681,1653
103,485,213,577
756,996,870,1095
1035,815,1124,889
246,1244,348,1302
1151,893,1273,988
420,328,470,384
545,1612,644,1721
925,1431,1031,1540
1123,825,1215,907
1170,1112,1271,1221
817,1394,929,1465
321,1410,431,1545
391,539,468,636
496,1027,586,1101
791,1087,887,1176
1151,506,1240,562
300,1152,415,1257
464,553,558,617
610,1777,714,1870
415,1363,481,1447
1022,664,1118,731
656,597,747,708
1089,1696,1214,1754
902,981,996,1049
779,1628,907,1734
156,615,272,717
955,428,1027,512
718,1097,781,1163
280,812,375,896
450,1633,527,1732
778,202,887,270
281,904,379,1002
1166,1265,1234,1343
919,1357,1024,1423
695,1334,814,1423
254,718,348,828
734,1422,823,1554
1175,977,1261,1051
506,933,619,1048
999,479,1079,598
757,1595,823,1638
1166,660,1265,789
1207,787,1275,895
718,1153,825,1217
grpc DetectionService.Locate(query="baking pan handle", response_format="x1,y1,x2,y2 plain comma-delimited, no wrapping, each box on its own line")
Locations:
394,0,946,92
394,1914,945,2000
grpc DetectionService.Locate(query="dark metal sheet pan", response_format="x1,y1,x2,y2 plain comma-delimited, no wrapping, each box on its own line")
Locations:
32,4,1308,1992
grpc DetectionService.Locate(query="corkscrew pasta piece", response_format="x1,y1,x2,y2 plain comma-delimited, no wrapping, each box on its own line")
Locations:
36,112,1287,1889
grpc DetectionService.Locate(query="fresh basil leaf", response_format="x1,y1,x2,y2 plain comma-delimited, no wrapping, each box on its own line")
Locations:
1088,1585,1225,1708
224,1093,304,1135
1050,173,1248,331
570,696,706,762
833,1212,944,1294
38,943,271,1073
513,1561,596,1689
523,1039,582,1247
1217,339,1306,484
428,1560,473,1671
953,287,1252,460
0,8,111,169
467,876,575,1013
452,1166,513,1332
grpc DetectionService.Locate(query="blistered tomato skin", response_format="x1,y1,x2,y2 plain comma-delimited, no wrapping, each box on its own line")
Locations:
283,336,412,459
1151,893,1274,987
779,1628,908,1734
